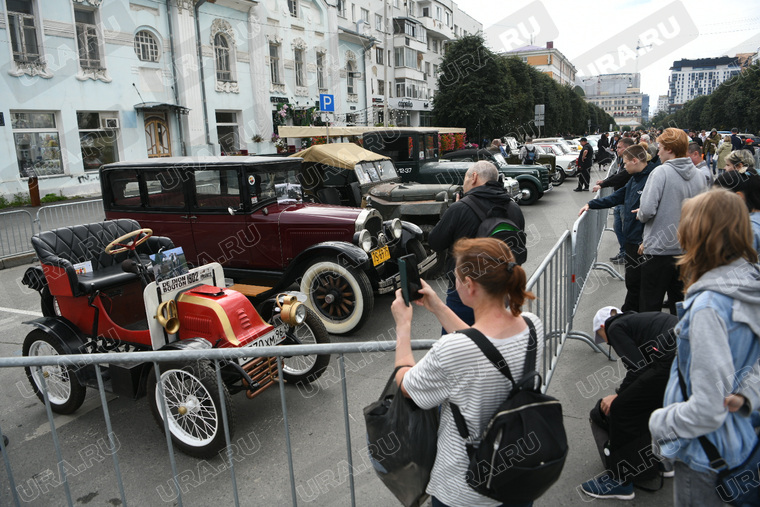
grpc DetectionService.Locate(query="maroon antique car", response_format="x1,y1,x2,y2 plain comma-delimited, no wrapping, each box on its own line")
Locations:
99,156,435,334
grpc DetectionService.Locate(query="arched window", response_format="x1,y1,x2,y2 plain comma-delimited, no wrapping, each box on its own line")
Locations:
134,30,160,62
346,60,355,94
214,33,232,82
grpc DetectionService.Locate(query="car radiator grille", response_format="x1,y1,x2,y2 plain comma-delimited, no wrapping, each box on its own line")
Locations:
366,215,382,239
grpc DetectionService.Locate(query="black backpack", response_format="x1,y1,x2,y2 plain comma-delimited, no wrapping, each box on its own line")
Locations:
524,146,537,164
450,318,568,504
461,196,527,265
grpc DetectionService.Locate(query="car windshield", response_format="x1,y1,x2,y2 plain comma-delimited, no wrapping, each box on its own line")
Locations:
355,160,398,184
255,169,303,204
491,152,508,166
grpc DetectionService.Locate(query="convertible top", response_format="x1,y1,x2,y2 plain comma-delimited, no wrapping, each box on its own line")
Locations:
291,143,390,171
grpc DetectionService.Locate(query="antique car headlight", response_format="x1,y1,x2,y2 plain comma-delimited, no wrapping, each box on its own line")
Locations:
390,219,402,239
277,295,306,326
354,229,372,252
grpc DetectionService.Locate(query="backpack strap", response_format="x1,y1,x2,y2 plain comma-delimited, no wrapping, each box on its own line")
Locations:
460,195,487,222
450,318,537,440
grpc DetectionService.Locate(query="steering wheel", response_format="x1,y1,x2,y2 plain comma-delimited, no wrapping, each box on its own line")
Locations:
105,228,153,255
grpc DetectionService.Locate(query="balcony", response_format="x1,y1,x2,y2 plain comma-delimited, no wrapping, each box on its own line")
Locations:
420,16,453,39
393,34,427,54
394,67,425,81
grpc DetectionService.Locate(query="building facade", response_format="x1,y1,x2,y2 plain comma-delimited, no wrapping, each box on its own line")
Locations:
656,95,669,116
668,56,740,109
502,42,577,86
580,74,646,128
1,0,480,198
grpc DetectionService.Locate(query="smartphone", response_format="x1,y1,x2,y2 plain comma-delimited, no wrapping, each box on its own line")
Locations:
398,254,423,306
455,188,464,201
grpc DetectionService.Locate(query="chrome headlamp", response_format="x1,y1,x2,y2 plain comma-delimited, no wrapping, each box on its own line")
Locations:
277,294,306,326
390,218,402,239
354,229,372,252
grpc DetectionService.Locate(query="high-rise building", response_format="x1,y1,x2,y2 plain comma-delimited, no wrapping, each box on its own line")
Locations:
668,57,740,109
580,74,645,128
502,42,577,85
656,95,669,115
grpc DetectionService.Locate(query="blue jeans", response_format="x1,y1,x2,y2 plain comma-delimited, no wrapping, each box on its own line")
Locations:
612,205,625,256
706,152,716,174
432,496,532,507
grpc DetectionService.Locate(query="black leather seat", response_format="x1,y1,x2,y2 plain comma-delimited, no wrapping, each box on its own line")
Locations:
32,219,174,296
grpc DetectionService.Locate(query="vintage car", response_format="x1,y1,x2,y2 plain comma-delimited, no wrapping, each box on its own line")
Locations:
439,148,552,205
534,143,579,179
361,129,523,202
291,142,460,236
21,219,330,458
502,136,557,173
99,157,436,335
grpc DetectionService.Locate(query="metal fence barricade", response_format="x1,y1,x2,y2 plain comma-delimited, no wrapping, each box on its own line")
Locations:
0,210,35,259
35,200,105,233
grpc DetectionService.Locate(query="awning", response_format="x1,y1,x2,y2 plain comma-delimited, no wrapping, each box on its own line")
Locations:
277,126,466,138
134,102,190,115
290,143,390,170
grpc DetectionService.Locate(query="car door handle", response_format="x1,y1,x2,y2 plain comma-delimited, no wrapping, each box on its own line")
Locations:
181,215,198,219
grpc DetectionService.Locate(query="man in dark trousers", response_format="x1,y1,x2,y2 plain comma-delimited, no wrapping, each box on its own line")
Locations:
581,308,678,500
731,128,744,151
428,160,524,326
574,137,594,191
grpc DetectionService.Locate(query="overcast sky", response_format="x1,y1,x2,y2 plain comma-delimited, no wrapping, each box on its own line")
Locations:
462,0,760,113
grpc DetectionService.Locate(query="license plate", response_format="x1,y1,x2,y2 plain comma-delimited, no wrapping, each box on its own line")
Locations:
371,245,391,266
248,324,288,348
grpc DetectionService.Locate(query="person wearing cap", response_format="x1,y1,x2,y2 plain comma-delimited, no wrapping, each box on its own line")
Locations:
574,138,594,192
581,308,678,500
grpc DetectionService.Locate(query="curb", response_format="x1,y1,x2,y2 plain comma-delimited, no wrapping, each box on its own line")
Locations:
0,253,36,270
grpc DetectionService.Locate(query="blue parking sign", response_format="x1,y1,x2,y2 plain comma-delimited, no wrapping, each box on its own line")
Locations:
319,94,334,112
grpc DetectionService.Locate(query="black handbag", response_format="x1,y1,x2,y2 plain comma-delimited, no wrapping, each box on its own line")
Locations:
676,364,760,506
364,366,439,507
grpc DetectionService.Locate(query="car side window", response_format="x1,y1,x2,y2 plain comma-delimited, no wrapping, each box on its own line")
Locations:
144,168,185,208
253,169,303,204
194,168,241,209
108,169,141,207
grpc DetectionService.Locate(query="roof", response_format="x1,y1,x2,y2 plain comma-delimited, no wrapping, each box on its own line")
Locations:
277,126,466,138
670,56,738,70
101,156,296,169
505,45,545,52
290,143,390,171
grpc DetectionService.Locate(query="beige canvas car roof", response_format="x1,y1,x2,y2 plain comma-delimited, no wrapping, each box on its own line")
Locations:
290,143,390,171
277,126,465,137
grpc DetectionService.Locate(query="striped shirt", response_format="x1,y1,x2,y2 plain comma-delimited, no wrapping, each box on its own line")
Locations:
403,313,544,507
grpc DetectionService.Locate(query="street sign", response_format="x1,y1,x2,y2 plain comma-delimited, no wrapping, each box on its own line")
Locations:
319,94,334,112
534,104,545,114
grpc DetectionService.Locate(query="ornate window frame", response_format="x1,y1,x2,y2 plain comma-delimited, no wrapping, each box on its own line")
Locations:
73,5,111,82
211,19,239,93
267,35,285,94
346,50,358,101
5,0,52,78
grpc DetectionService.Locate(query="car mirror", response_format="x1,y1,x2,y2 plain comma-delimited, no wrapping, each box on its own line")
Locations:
227,207,235,216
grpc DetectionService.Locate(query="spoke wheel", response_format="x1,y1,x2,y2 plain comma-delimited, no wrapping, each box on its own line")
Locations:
23,330,86,414
551,167,566,186
276,307,331,384
300,257,373,335
148,361,234,459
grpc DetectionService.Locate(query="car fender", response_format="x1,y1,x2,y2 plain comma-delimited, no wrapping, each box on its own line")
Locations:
285,241,371,283
400,221,424,247
514,173,544,191
25,317,95,383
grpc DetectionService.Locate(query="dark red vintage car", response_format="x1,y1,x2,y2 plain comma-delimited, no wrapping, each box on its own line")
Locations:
99,156,435,335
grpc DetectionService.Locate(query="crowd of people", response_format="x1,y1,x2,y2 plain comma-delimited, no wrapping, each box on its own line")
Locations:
383,126,760,506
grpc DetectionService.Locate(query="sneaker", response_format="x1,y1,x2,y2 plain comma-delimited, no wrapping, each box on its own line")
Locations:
580,473,635,500
573,187,584,192
661,460,674,478
611,256,625,265
609,254,623,262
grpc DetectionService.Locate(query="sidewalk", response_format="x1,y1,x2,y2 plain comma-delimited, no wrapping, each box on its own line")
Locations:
537,225,673,506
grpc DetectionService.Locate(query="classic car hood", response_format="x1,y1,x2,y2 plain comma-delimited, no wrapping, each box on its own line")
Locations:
368,182,459,202
278,202,361,223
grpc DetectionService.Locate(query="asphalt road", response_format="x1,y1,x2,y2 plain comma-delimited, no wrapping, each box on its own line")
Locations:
0,170,674,506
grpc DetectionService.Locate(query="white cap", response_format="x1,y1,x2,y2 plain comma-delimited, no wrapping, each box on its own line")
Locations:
593,306,621,344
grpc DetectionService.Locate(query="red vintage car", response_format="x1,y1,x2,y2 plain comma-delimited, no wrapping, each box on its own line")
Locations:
99,157,435,335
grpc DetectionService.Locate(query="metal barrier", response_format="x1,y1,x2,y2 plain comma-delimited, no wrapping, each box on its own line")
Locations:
0,210,35,260
35,200,104,234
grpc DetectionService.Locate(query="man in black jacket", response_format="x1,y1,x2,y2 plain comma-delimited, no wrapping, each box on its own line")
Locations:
582,308,678,499
574,138,594,191
428,161,524,325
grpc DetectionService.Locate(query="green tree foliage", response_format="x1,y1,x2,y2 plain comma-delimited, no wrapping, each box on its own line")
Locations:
656,63,760,133
433,35,616,140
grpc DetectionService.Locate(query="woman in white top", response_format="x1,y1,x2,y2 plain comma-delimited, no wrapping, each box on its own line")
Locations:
391,237,544,507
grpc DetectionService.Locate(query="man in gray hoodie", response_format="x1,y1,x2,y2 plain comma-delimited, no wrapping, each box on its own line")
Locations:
637,128,707,314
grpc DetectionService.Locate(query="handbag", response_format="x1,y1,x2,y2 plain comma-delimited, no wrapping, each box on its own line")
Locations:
677,364,760,506
364,366,439,507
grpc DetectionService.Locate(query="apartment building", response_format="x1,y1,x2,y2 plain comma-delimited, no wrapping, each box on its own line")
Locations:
1,0,479,197
580,74,646,128
502,42,577,86
668,56,740,109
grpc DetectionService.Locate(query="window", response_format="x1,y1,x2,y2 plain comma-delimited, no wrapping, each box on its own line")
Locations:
432,39,438,53
394,47,418,69
77,112,119,171
75,8,101,69
336,0,346,17
375,13,382,32
7,0,40,63
134,30,160,62
144,169,185,208
345,113,356,126
351,4,355,22
445,11,450,26
294,48,305,87
361,8,369,23
377,79,384,95
216,111,240,154
288,0,298,17
424,61,430,78
214,33,232,82
346,60,355,94
269,43,281,84
316,52,325,89
194,169,240,209
12,111,64,177
375,47,384,65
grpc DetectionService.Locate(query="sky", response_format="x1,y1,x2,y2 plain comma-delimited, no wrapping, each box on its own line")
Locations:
461,0,760,113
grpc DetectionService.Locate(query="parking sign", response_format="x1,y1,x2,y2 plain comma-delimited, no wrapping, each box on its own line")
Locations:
320,94,334,112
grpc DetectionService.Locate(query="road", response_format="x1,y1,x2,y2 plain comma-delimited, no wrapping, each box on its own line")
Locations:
0,170,673,506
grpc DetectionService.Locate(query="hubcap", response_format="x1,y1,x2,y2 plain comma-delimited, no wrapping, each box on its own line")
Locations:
314,273,355,319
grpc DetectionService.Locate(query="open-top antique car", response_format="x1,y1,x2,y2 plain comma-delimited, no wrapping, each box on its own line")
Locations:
21,219,330,458
99,156,435,335
291,143,460,236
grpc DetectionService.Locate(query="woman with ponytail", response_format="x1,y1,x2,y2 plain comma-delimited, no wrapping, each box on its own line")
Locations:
391,237,544,507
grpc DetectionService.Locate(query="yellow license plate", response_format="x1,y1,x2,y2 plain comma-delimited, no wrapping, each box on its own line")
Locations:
371,246,391,266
